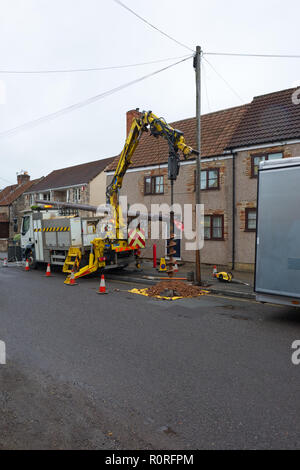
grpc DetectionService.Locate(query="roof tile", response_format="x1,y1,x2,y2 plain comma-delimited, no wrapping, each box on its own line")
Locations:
227,87,300,148
28,156,116,192
106,105,248,171
0,178,42,206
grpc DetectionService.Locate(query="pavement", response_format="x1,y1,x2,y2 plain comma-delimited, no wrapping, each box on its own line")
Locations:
105,260,255,300
0,256,255,300
0,263,300,449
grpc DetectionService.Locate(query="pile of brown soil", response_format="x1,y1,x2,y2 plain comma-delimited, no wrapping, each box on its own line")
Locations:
146,280,207,298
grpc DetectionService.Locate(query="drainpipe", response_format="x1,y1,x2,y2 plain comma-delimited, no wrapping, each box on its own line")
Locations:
232,151,236,270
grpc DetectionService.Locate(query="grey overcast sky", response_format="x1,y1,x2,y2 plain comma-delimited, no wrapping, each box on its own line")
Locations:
0,0,299,186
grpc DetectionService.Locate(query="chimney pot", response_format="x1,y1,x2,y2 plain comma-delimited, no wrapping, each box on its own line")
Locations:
17,172,30,185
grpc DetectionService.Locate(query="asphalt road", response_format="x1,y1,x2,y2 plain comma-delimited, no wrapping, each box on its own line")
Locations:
0,264,300,450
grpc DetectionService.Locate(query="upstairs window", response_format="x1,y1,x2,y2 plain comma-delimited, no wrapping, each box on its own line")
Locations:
39,193,50,201
251,152,283,177
194,169,220,191
73,188,81,202
144,176,164,195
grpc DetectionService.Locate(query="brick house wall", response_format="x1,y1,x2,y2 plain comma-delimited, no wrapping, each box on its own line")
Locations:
107,155,235,268
107,140,300,270
234,142,300,271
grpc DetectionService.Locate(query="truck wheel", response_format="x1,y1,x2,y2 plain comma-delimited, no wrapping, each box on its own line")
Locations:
26,249,37,269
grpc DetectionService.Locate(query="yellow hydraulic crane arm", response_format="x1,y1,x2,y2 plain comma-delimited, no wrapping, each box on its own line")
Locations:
64,110,197,284
105,110,197,237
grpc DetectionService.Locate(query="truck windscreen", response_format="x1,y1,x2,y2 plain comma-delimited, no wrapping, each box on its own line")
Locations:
22,216,30,235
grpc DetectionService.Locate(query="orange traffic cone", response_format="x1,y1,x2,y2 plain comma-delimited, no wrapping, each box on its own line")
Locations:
45,263,52,277
213,265,217,278
25,259,30,271
66,271,78,286
3,257,8,267
97,274,107,294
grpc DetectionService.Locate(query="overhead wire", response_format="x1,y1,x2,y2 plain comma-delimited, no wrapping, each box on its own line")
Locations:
112,0,194,53
201,60,211,113
0,176,14,185
0,55,193,139
0,54,191,74
202,56,246,104
204,51,300,59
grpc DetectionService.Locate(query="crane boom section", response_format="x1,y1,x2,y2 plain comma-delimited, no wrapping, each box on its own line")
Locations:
106,111,194,207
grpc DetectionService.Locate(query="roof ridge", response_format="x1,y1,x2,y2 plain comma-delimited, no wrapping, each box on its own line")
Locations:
49,155,117,174
169,103,249,126
253,86,298,100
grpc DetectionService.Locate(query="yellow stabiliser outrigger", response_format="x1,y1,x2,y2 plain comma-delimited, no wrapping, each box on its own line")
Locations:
64,110,196,284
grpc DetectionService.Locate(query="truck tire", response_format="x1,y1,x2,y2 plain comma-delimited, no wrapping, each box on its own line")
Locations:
25,248,37,269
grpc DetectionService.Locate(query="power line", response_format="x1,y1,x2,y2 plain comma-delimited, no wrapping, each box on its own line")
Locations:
0,176,14,185
202,57,246,104
202,61,211,113
0,54,191,74
112,0,194,53
0,55,193,139
205,51,300,59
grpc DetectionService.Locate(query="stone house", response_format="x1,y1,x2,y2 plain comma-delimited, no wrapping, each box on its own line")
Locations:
227,87,300,271
106,87,300,271
24,156,115,215
106,106,248,267
0,172,42,252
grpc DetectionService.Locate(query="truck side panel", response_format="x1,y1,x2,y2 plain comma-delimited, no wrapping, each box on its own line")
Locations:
255,164,300,299
70,218,82,246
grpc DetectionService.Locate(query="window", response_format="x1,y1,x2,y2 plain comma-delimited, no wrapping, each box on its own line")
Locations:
204,215,224,240
73,188,81,202
251,152,283,177
0,222,9,238
144,176,164,195
194,169,219,191
39,193,50,201
245,208,257,232
202,169,219,190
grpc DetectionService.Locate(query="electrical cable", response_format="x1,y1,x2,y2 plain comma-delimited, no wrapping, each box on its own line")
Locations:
0,54,191,74
205,51,300,59
112,0,194,53
0,176,14,185
202,61,211,112
0,55,193,139
202,57,245,104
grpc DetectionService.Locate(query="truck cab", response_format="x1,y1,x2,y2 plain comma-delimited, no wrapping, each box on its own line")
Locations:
20,211,35,266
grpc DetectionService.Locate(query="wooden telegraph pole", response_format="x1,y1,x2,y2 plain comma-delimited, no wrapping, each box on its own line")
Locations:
194,46,202,284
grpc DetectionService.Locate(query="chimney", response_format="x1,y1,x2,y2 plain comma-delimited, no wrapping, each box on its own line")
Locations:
126,108,141,136
17,171,30,186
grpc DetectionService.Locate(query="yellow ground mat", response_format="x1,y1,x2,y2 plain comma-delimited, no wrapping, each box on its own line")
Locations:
128,288,210,301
